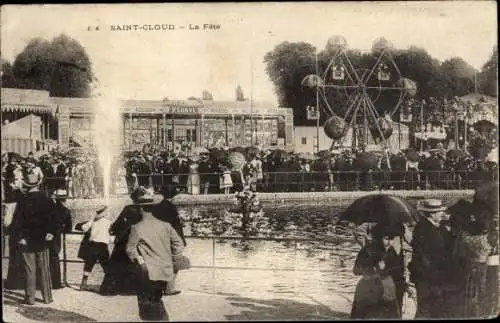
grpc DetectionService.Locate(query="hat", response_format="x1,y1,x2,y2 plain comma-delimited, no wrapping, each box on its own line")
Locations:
418,199,447,213
52,189,68,200
21,172,42,192
130,186,162,205
96,205,108,215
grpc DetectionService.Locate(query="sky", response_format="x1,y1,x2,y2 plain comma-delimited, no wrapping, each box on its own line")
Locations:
1,2,497,104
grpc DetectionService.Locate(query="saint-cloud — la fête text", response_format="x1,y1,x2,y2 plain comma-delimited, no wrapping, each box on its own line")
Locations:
110,24,221,31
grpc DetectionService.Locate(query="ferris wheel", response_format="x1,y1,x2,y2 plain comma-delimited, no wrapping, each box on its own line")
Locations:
302,36,417,151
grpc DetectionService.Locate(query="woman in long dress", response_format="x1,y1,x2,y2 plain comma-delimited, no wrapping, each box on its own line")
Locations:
351,225,403,319
99,204,142,295
186,158,200,195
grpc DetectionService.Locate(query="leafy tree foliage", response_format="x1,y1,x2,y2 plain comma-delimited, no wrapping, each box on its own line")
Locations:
202,90,213,100
264,39,486,126
11,34,94,97
1,58,17,88
478,47,498,97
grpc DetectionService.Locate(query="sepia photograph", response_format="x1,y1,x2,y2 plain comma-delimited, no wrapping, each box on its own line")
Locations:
1,1,498,321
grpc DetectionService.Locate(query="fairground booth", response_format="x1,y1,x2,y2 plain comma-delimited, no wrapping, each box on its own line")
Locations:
1,88,294,156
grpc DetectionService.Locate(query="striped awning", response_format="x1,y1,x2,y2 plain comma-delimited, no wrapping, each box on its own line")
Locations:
1,103,55,114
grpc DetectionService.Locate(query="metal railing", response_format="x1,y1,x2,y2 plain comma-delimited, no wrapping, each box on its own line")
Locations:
2,230,416,288
3,169,496,199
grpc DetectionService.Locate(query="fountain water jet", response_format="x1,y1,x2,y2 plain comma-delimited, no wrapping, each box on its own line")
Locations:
92,87,122,204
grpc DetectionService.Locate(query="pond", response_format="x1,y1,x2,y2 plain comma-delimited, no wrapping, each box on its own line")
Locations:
58,196,462,296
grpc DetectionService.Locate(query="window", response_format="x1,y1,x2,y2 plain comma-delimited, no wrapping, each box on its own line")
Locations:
167,129,173,141
175,129,185,142
301,137,307,145
186,129,197,142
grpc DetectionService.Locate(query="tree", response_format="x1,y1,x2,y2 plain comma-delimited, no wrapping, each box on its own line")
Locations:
264,41,316,125
440,57,475,98
1,58,17,88
202,90,213,100
236,85,245,101
12,34,94,97
12,37,53,91
392,46,445,99
478,47,498,97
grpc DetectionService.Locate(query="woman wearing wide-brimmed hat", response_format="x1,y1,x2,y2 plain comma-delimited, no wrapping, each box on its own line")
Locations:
409,199,464,318
125,186,185,321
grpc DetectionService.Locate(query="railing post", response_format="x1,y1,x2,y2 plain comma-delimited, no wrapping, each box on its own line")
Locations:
212,237,216,294
63,232,68,287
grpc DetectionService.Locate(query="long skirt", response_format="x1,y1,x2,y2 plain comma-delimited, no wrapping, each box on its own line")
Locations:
463,262,489,318
100,242,137,295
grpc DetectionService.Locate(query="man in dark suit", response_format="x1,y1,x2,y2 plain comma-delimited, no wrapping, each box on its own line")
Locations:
10,175,57,305
126,187,185,321
409,199,463,318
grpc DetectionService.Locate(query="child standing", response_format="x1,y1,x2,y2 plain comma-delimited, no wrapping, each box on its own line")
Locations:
220,164,233,194
75,206,113,291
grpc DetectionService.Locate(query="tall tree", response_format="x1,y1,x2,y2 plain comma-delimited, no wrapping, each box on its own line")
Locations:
12,37,53,91
1,58,17,88
12,34,94,97
440,57,475,98
236,84,245,101
264,41,316,125
478,47,498,97
202,90,213,100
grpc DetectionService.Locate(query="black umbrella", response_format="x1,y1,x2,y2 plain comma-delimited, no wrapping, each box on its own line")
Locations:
405,148,420,162
473,181,499,216
447,198,475,231
339,194,420,235
354,152,378,170
473,120,496,134
231,146,246,154
7,152,22,161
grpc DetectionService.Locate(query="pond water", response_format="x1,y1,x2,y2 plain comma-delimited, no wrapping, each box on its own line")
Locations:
55,196,461,296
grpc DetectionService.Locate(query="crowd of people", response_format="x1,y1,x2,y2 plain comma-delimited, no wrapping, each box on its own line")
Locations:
4,176,188,320
2,145,498,320
2,141,497,203
349,193,498,319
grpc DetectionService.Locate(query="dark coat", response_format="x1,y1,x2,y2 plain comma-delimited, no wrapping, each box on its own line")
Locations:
409,218,462,287
9,191,57,252
49,202,73,289
351,243,401,319
75,221,92,260
152,199,187,246
100,205,142,295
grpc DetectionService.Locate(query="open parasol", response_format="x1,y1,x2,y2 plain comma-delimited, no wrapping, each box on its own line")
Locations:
245,146,260,159
406,148,420,162
191,146,209,155
297,152,316,160
231,146,246,154
339,194,420,235
447,149,466,160
472,119,496,134
228,152,246,171
354,152,378,170
7,152,22,161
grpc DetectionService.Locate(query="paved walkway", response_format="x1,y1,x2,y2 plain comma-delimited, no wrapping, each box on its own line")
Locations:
3,283,353,322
